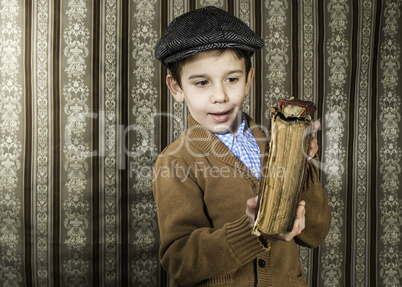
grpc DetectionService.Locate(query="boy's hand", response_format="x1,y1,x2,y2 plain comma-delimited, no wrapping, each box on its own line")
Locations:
262,200,306,242
308,120,320,161
246,196,306,242
246,196,259,225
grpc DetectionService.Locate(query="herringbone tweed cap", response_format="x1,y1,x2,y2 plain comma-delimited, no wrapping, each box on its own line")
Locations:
155,6,264,68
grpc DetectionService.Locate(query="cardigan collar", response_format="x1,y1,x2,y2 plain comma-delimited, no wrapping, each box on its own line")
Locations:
184,113,268,182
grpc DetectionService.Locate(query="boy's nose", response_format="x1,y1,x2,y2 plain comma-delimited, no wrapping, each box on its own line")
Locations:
210,85,228,103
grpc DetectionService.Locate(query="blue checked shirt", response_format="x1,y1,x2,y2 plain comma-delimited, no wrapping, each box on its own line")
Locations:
215,114,261,179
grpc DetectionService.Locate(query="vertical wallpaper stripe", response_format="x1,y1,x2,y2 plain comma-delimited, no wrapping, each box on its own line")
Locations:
254,0,263,124
92,1,101,286
61,0,92,284
51,0,61,284
298,0,312,284
378,2,402,286
291,0,299,98
24,0,33,285
0,1,401,286
347,1,358,285
262,0,290,125
129,1,159,285
33,0,53,285
355,0,374,285
169,0,187,145
239,0,252,116
0,1,24,286
119,0,129,285
370,2,382,284
102,0,120,285
321,1,349,286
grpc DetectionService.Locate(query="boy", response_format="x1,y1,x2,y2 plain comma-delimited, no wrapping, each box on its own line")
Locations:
153,6,331,286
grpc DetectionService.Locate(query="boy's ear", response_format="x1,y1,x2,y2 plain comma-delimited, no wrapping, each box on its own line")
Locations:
245,67,255,94
166,75,185,103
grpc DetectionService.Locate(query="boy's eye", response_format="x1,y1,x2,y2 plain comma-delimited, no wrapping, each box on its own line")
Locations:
195,80,209,86
227,77,239,83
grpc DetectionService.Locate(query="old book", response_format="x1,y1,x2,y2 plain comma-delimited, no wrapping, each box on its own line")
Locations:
253,98,316,236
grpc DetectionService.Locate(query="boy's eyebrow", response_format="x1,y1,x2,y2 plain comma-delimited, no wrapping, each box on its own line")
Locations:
187,69,244,80
226,69,244,75
187,74,207,80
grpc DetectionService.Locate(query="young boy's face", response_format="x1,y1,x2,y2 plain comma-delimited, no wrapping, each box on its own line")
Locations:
166,49,254,134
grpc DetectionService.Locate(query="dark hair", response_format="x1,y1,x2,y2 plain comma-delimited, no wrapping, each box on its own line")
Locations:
168,49,252,88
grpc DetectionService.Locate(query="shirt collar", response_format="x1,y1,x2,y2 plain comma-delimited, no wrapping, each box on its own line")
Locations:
236,114,249,138
214,114,254,146
215,114,247,137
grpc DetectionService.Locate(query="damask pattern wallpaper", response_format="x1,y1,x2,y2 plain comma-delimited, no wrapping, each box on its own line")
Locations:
0,0,401,286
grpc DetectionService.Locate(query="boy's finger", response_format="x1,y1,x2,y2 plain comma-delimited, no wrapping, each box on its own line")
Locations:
309,137,318,150
313,120,320,132
308,137,319,159
297,201,306,230
297,201,306,215
246,196,259,224
247,196,258,208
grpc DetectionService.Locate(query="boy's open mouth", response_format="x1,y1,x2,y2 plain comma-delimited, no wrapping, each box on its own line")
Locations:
209,110,231,123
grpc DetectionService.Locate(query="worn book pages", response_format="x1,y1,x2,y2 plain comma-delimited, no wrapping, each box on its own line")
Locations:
253,98,316,236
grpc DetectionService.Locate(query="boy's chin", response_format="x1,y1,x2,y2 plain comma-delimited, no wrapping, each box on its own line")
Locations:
212,123,237,135
212,126,230,134
213,114,242,134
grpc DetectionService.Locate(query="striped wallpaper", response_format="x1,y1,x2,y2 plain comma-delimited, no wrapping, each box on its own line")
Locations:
0,0,401,286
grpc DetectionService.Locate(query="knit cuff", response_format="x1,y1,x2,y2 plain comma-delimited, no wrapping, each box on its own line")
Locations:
226,215,265,263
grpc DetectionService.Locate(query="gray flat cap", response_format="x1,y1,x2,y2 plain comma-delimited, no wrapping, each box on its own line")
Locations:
155,6,264,68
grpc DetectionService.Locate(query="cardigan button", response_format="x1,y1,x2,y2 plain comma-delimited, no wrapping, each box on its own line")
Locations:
258,259,266,268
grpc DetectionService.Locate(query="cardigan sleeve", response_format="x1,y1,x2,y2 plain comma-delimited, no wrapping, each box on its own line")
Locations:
152,155,265,285
295,160,332,248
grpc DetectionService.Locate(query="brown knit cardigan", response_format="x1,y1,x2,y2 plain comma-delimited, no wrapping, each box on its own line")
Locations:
153,114,331,286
